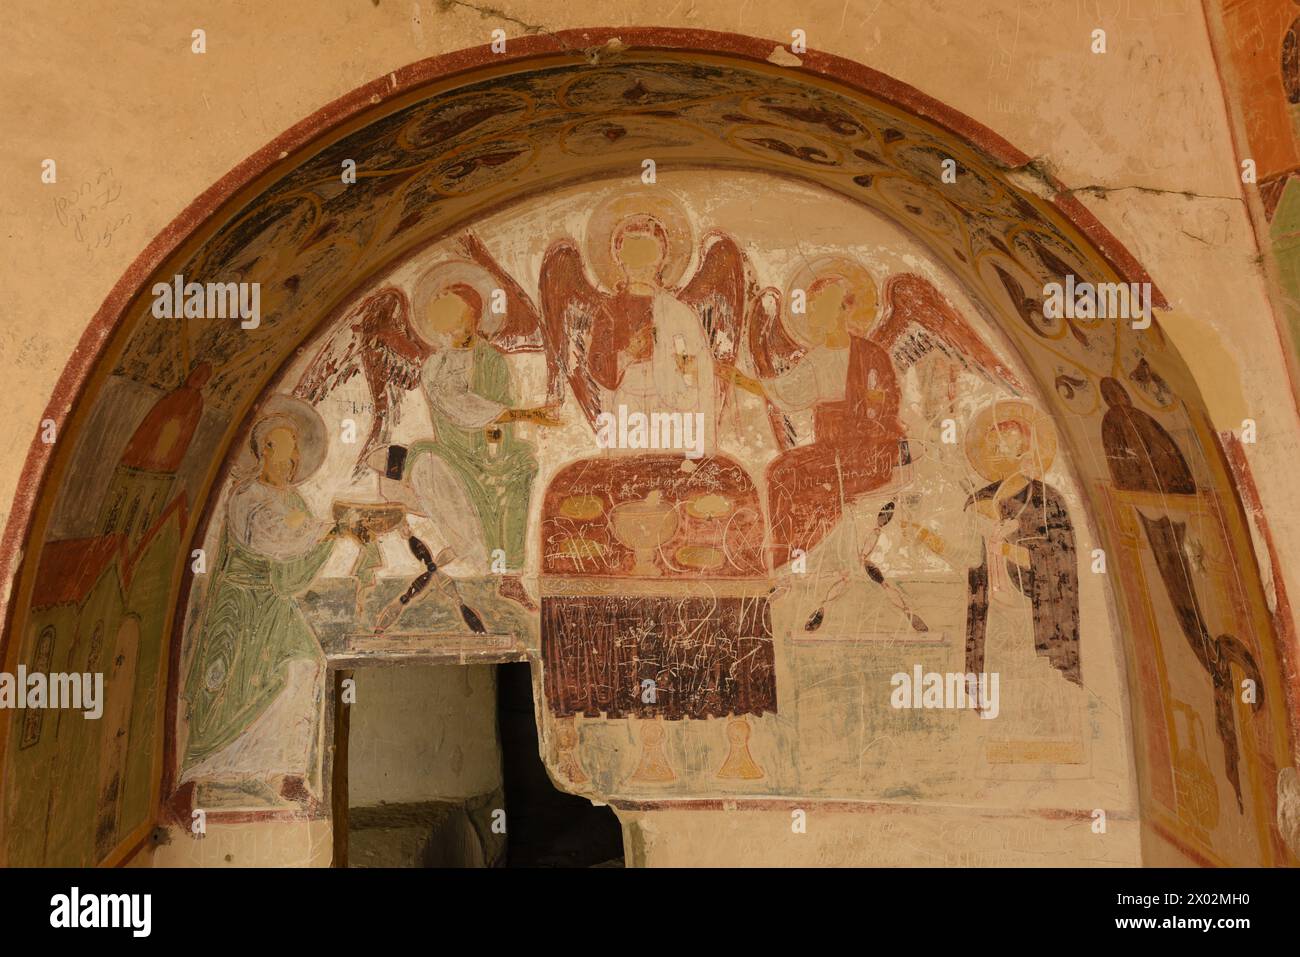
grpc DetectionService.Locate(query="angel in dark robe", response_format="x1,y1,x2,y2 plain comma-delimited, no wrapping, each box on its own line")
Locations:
458,192,748,448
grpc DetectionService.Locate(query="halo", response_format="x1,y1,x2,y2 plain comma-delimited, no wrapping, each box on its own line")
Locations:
586,191,693,291
236,394,329,485
782,255,879,347
963,399,1057,483
409,258,501,339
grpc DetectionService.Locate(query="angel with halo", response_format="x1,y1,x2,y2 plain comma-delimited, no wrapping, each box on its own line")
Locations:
457,190,749,456
294,260,561,613
730,259,1023,585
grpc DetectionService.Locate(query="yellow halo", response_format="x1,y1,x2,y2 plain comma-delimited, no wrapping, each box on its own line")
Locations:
963,399,1058,483
236,394,328,485
782,255,879,347
409,259,501,341
586,191,693,291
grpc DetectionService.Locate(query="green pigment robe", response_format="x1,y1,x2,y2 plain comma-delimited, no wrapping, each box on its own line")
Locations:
181,487,333,772
409,337,537,569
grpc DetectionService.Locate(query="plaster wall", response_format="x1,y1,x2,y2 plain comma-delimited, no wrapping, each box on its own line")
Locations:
348,665,502,807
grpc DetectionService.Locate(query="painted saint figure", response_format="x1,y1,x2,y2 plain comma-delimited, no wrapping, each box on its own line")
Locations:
180,396,336,806
902,401,1084,763
736,259,906,568
295,262,559,610
956,401,1081,688
397,267,558,605
1099,376,1263,809
733,263,1022,570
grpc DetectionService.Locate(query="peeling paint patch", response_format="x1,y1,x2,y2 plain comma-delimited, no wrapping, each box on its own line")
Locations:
585,37,626,64
767,46,801,67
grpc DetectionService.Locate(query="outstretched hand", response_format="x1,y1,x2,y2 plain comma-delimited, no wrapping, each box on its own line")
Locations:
719,364,765,397
498,405,564,427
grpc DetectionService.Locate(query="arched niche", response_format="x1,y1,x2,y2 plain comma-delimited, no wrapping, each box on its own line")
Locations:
0,27,1293,868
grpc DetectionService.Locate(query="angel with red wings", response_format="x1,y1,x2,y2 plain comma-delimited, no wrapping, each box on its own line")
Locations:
294,260,548,476
727,259,1023,570
293,261,560,612
458,191,749,452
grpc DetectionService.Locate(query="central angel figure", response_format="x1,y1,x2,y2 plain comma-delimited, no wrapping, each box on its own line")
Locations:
463,190,749,454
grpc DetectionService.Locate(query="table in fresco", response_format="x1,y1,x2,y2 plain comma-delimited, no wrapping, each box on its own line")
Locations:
538,453,778,720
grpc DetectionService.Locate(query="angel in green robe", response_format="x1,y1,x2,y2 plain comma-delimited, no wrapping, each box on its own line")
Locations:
398,278,560,610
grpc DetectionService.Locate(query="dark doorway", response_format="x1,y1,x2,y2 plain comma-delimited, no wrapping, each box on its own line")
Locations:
341,665,506,868
496,663,624,867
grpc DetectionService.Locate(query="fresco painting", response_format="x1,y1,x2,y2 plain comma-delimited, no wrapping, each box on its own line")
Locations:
178,395,337,810
163,178,1124,823
0,43,1293,869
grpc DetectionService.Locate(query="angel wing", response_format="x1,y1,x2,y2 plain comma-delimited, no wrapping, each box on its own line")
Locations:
455,231,546,354
538,239,612,427
293,286,431,474
745,287,804,450
676,231,747,366
746,287,804,378
870,274,1024,393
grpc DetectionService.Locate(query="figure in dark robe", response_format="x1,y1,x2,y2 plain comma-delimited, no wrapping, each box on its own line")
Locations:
964,476,1081,686
1100,376,1195,494
1099,376,1263,810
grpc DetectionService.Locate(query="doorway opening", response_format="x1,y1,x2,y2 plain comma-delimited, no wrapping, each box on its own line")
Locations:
337,662,622,868
496,662,624,868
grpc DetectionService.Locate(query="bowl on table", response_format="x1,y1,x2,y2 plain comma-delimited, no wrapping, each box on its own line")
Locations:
331,500,407,545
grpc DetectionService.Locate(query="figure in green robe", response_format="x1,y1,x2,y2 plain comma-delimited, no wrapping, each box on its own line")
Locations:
180,403,336,805
400,280,560,609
